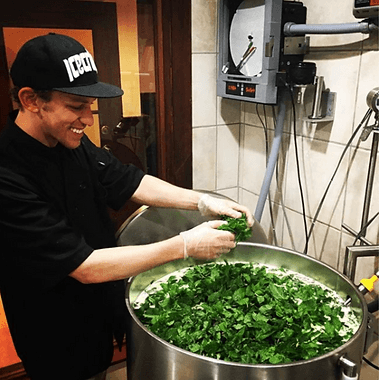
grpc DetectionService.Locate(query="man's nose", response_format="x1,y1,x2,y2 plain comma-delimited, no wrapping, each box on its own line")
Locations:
80,106,94,126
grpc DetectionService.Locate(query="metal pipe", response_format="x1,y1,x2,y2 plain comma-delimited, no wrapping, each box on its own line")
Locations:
360,130,379,242
254,88,287,222
284,20,375,36
309,76,324,120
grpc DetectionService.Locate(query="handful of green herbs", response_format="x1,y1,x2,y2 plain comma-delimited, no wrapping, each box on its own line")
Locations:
134,262,358,365
217,214,252,242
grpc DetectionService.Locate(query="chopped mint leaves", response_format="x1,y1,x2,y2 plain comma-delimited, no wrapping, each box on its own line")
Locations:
134,262,357,365
217,214,252,242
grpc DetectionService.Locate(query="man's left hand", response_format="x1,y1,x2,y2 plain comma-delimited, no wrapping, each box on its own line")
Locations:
197,193,254,227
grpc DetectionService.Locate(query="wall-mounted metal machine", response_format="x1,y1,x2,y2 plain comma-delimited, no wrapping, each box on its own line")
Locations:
217,0,378,106
217,0,309,105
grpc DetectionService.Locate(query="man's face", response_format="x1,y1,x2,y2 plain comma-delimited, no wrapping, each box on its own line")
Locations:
36,91,96,149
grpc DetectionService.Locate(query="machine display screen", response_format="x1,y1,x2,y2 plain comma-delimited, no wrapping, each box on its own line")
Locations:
355,0,378,7
226,81,256,98
353,0,379,17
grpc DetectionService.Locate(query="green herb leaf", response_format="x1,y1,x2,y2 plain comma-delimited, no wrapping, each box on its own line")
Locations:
217,214,252,242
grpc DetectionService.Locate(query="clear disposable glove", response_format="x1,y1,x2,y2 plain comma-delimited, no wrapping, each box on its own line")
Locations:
179,220,236,260
197,193,254,227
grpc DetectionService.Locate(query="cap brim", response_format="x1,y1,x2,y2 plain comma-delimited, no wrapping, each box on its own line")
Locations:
53,81,123,98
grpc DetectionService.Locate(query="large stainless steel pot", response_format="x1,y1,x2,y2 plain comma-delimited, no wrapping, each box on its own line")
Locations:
117,205,368,380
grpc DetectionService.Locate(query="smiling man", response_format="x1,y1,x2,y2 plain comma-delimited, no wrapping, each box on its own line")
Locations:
0,33,253,379
14,90,96,149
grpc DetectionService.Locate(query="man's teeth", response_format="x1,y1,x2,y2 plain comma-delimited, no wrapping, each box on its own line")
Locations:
71,128,84,134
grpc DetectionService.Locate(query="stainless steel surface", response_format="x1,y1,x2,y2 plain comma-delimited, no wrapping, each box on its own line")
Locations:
101,125,110,135
309,76,324,120
339,355,358,379
116,194,268,247
123,240,368,379
283,36,310,55
366,87,379,113
343,245,379,284
360,131,378,242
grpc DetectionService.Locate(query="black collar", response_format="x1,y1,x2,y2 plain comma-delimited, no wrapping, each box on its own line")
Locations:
4,110,63,159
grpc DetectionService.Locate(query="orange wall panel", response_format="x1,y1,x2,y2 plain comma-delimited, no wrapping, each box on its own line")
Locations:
0,295,20,368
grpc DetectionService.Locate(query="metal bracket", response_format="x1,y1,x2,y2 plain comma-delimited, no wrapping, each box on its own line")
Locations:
283,36,310,55
343,245,379,283
339,355,358,379
303,76,336,124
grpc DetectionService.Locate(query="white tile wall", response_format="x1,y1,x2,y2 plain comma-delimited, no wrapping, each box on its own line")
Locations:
191,0,379,271
301,0,365,49
355,50,379,150
191,0,217,53
193,126,217,190
216,124,240,189
343,145,379,244
192,53,218,127
217,97,241,125
303,52,361,145
239,124,268,195
284,136,349,230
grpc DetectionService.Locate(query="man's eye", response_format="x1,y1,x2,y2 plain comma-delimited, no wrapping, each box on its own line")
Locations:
69,105,84,111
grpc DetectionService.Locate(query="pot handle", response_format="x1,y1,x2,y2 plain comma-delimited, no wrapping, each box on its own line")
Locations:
339,356,358,380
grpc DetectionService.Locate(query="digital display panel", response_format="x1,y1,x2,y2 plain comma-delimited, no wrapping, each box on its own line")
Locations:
226,82,256,98
355,0,378,6
353,0,378,17
243,84,256,97
226,82,240,96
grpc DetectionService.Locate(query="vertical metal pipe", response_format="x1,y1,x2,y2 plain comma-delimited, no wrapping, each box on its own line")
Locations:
254,88,287,222
360,131,379,242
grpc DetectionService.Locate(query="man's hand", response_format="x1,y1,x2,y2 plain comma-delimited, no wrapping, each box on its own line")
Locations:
180,221,236,260
197,194,254,226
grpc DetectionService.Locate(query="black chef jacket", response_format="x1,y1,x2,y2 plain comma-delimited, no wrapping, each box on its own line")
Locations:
0,111,145,379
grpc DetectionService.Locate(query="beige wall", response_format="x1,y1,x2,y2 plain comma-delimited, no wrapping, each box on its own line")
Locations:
191,0,379,275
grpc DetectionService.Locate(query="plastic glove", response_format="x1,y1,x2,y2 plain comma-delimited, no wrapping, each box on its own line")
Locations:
179,220,236,260
197,193,254,227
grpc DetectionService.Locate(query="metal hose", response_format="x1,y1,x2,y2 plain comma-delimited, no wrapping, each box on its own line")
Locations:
284,20,377,36
254,88,287,222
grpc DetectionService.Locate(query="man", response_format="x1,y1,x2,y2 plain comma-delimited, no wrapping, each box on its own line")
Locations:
0,33,253,379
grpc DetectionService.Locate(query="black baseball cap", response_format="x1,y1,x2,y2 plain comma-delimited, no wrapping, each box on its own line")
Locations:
10,33,124,98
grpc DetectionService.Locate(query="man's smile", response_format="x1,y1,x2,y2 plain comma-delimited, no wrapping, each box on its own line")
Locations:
70,127,85,135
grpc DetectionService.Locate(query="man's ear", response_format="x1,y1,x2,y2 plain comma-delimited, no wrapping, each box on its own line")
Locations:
17,87,39,113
